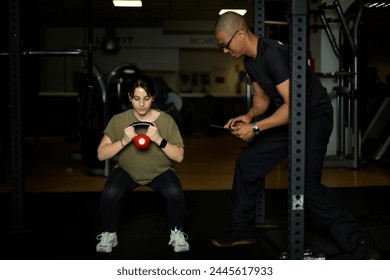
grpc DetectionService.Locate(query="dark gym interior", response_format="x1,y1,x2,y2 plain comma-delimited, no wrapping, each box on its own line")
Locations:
1,0,390,261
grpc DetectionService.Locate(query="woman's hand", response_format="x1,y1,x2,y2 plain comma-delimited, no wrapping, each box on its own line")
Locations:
122,125,137,146
146,122,162,144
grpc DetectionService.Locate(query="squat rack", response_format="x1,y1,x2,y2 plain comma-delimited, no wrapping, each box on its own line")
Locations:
287,0,307,260
252,0,307,259
8,0,307,259
7,0,92,231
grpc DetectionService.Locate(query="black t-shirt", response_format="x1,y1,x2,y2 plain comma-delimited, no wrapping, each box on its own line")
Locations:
244,37,332,118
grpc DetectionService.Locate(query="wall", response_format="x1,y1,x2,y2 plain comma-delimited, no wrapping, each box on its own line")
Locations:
38,28,85,92
180,49,245,95
38,27,244,96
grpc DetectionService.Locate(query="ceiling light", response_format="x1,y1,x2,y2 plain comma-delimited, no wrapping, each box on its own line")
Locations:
364,1,390,8
219,9,247,16
113,0,142,7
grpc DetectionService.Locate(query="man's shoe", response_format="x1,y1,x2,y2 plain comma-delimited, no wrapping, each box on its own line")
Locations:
333,231,381,260
350,232,382,260
212,230,256,247
96,232,118,253
169,229,190,253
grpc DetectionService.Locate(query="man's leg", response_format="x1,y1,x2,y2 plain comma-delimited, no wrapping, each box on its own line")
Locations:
212,126,288,247
305,112,380,258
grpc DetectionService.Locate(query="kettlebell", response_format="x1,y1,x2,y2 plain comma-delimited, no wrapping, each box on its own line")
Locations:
132,134,150,150
130,121,153,150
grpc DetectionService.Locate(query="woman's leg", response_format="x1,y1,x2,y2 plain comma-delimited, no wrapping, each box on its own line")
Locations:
149,169,185,230
100,167,138,232
149,169,189,252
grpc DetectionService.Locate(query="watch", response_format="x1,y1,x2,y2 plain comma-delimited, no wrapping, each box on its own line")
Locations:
252,122,260,135
159,138,167,149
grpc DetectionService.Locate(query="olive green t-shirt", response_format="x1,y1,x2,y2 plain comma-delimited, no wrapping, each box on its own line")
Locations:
104,109,184,185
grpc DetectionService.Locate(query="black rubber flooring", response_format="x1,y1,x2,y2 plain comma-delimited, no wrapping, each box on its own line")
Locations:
0,186,389,260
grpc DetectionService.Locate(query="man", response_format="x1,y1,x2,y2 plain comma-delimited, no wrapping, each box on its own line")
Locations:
211,11,380,259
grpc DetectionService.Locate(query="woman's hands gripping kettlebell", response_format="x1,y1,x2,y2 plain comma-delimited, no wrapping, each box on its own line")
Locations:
126,121,161,150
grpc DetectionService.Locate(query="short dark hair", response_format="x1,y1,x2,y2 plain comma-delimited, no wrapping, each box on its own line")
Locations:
129,75,156,98
214,11,247,36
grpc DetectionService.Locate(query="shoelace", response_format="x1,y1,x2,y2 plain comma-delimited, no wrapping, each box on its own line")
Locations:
97,232,110,244
169,231,188,245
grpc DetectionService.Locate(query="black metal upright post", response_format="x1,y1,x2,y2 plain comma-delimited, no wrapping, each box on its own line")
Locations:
254,0,265,37
8,0,24,230
253,0,266,226
6,0,87,231
288,0,307,259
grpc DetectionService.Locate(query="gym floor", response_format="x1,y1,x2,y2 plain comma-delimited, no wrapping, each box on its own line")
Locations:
0,133,390,260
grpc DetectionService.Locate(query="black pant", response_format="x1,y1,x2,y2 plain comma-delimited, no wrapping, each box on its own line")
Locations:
100,167,185,232
231,110,362,253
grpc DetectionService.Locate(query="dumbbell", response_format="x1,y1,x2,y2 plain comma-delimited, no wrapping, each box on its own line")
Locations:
130,121,153,150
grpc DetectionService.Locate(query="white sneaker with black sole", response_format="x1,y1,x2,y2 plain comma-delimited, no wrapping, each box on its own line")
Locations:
96,232,118,253
169,229,190,253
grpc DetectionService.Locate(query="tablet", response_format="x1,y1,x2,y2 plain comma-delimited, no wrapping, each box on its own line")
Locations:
209,124,233,131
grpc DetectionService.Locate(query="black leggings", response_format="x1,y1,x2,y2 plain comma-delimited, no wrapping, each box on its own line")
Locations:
100,167,185,232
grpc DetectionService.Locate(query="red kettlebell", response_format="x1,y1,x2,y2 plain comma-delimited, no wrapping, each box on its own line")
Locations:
132,134,150,150
130,121,153,150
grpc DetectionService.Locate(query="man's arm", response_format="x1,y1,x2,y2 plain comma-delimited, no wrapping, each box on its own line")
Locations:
247,81,271,119
255,79,290,131
225,81,270,128
228,79,290,142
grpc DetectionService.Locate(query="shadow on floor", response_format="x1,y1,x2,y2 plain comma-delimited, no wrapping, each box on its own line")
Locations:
0,187,389,260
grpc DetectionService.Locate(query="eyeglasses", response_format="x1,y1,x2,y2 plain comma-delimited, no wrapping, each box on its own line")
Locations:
217,29,239,50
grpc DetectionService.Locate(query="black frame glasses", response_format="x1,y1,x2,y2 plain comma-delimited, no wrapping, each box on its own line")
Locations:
217,29,239,50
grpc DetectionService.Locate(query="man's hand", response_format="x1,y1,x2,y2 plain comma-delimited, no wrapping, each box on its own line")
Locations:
230,122,254,142
224,114,251,128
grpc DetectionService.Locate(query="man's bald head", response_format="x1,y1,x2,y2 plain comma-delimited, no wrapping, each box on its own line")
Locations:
214,11,248,36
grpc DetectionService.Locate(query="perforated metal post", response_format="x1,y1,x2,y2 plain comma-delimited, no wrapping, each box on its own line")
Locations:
9,0,24,230
7,0,87,231
254,177,266,225
288,0,307,260
254,0,265,37
253,0,266,226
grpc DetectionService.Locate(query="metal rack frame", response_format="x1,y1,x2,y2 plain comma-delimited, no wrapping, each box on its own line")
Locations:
9,0,308,259
7,0,90,231
287,0,307,260
252,0,307,259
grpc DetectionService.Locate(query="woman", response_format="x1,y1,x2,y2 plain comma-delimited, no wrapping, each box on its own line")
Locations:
95,75,189,253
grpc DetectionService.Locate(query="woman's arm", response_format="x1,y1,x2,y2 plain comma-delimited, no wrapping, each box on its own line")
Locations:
97,125,137,161
97,134,123,161
157,139,184,163
147,123,184,163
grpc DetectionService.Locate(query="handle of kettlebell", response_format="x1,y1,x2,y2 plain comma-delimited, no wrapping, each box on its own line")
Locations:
130,121,154,128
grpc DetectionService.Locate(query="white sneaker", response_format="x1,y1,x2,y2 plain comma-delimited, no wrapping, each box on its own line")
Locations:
96,232,118,253
169,229,190,252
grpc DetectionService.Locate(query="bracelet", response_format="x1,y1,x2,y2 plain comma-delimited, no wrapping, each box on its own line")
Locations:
159,138,167,149
120,139,124,147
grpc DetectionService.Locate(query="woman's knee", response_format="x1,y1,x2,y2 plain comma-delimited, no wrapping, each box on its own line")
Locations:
166,186,185,202
102,186,123,202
